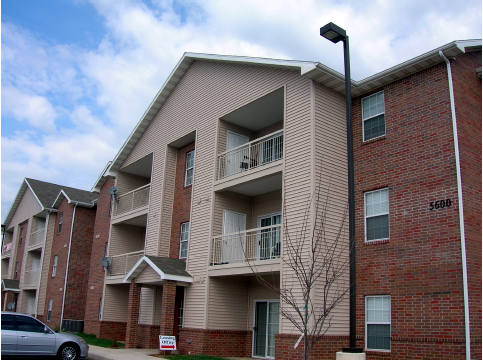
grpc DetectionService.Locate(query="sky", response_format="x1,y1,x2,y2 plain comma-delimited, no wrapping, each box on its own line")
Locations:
1,0,482,220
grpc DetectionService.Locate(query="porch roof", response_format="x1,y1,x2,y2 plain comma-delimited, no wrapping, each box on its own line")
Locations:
2,279,20,292
123,255,193,284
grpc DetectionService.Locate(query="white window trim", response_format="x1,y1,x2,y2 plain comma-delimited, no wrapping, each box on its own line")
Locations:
47,299,53,322
365,295,391,351
179,222,190,259
58,212,63,234
364,188,389,242
52,255,58,277
362,90,385,142
184,150,195,187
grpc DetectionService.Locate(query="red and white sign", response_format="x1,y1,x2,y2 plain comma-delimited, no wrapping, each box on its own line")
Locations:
159,335,176,350
3,243,12,252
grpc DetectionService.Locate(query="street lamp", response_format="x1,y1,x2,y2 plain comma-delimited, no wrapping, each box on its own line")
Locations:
320,22,361,354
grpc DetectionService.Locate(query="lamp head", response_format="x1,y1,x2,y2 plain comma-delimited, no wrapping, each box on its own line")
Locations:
320,22,346,43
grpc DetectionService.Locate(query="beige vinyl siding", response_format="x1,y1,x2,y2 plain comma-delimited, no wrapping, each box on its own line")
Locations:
217,120,255,154
158,146,177,257
102,284,130,322
115,60,315,329
207,277,249,330
247,276,280,330
8,187,42,231
136,266,160,283
153,286,163,325
312,82,349,335
252,190,282,228
139,286,155,324
109,224,145,257
116,171,150,195
256,121,284,139
213,192,252,236
37,212,56,316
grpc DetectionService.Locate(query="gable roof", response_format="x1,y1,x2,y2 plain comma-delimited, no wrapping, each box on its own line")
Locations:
52,189,98,208
107,39,481,176
123,255,192,283
3,178,98,228
2,279,20,292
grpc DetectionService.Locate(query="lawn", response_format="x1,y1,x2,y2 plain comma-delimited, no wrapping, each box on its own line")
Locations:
74,333,124,348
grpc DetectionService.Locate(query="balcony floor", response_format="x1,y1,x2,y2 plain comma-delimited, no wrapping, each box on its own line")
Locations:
208,258,280,277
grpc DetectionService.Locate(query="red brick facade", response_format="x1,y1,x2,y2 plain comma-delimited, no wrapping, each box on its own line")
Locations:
84,177,115,336
274,334,350,360
352,52,481,359
98,321,127,342
125,279,141,348
169,142,195,259
178,328,252,357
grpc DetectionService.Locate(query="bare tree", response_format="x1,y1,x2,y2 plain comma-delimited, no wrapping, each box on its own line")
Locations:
247,182,353,360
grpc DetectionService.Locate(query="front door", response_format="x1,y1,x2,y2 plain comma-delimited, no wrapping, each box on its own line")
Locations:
226,131,249,177
258,214,281,260
222,210,247,263
253,300,279,358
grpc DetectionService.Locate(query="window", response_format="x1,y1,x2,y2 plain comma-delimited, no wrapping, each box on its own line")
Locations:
366,295,391,351
47,299,53,322
99,298,102,320
178,299,184,329
1,314,15,330
362,91,385,141
14,262,18,279
57,212,63,234
16,315,46,333
179,222,190,259
365,188,389,241
18,228,24,246
52,255,58,277
184,150,195,186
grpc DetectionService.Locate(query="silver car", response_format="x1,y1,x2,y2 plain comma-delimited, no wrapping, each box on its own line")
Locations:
1,312,89,359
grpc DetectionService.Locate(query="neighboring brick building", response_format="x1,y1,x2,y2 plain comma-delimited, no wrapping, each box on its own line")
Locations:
1,179,97,333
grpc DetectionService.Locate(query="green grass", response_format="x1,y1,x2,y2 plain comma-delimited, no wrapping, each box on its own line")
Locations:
74,333,124,348
160,356,231,360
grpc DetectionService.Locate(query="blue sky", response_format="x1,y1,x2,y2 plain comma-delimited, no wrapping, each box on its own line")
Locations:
1,0,482,219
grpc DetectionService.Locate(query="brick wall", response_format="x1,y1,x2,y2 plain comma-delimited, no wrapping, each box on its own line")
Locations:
84,177,115,336
169,142,195,259
14,222,27,284
138,324,160,348
352,54,481,359
42,200,74,329
125,280,141,348
451,50,482,359
275,334,349,360
98,321,127,341
178,328,251,357
64,206,96,320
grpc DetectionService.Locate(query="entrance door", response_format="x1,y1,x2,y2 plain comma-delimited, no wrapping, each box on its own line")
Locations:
26,297,35,315
258,214,281,260
222,210,247,263
226,131,249,177
253,301,279,358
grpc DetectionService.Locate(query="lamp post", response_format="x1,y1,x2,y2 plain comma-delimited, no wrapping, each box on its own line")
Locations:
320,22,361,354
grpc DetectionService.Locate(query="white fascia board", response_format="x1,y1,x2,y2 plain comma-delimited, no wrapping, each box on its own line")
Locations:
24,179,45,211
52,190,70,208
123,256,147,283
455,39,482,52
163,274,193,283
90,161,113,193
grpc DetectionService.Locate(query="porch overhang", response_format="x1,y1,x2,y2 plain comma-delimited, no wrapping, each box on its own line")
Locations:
123,255,193,284
2,279,20,292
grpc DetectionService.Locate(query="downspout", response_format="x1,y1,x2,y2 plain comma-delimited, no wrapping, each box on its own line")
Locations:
34,210,51,318
60,203,77,329
439,50,471,359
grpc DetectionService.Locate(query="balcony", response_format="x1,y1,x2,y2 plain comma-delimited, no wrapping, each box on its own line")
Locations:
113,184,150,217
108,250,144,276
211,224,281,265
2,243,12,258
217,130,283,181
24,269,40,287
28,228,45,249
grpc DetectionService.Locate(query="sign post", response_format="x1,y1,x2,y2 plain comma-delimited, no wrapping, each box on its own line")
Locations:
159,335,177,351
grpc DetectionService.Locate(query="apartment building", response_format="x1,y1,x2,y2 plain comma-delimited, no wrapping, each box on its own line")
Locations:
91,39,481,360
1,178,97,332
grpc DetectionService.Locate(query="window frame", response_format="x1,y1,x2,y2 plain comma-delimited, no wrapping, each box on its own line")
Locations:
57,213,63,234
99,298,102,321
362,91,385,142
47,299,53,322
52,255,58,277
184,150,195,187
365,295,391,351
18,227,24,247
364,188,389,242
179,222,190,259
14,262,18,280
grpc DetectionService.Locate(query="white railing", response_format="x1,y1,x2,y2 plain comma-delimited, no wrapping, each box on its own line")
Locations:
113,184,150,216
29,228,45,248
211,225,281,265
217,130,283,180
109,250,144,276
24,270,40,287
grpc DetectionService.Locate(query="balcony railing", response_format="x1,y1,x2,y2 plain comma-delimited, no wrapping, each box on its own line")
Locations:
211,224,281,265
2,242,12,258
217,130,283,180
29,228,45,248
24,269,40,287
113,184,150,216
109,250,144,276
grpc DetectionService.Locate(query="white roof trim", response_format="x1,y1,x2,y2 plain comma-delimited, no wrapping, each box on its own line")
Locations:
3,179,44,229
91,161,113,193
123,256,193,284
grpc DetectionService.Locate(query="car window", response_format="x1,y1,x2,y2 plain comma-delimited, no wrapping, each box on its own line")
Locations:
16,316,45,333
1,314,15,330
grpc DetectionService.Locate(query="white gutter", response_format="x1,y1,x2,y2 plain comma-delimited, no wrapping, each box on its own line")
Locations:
439,50,471,359
34,210,51,318
60,204,77,329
